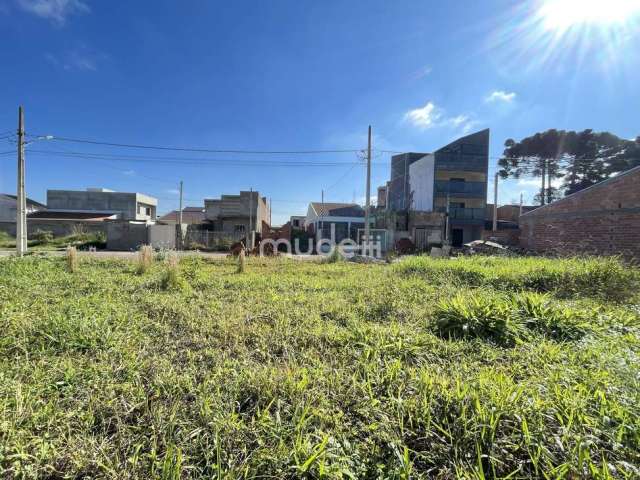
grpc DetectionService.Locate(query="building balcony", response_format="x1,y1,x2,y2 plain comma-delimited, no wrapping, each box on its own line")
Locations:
434,181,486,196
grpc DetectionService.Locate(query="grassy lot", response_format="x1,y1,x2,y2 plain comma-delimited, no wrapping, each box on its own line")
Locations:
0,255,639,479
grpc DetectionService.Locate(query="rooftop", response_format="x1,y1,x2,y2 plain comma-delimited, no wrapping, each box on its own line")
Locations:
310,202,365,217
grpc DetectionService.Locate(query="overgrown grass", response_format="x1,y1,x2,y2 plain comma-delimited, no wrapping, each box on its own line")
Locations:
0,231,106,250
396,255,639,301
0,255,638,478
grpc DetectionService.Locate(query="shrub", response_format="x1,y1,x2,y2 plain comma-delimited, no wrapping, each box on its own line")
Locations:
33,230,54,243
237,249,246,273
136,245,154,274
324,247,344,264
65,246,78,273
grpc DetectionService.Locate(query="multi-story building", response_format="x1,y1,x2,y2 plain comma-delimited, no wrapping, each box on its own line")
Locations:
46,188,157,221
387,129,490,246
203,190,270,235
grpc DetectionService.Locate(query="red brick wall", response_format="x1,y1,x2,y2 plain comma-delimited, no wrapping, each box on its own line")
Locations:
520,167,640,259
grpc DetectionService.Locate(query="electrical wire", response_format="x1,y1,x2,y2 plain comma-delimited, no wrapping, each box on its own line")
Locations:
27,133,362,155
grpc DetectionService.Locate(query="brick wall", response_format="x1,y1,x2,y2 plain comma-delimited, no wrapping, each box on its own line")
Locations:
520,166,640,259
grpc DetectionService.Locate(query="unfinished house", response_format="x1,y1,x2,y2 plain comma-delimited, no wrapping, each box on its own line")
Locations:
203,191,270,238
520,165,640,259
158,207,205,225
46,188,157,221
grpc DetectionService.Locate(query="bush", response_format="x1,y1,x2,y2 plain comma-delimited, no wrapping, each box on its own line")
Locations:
33,230,54,243
324,247,344,264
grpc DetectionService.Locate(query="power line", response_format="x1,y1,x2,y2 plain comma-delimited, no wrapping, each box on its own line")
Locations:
22,150,369,167
27,133,362,155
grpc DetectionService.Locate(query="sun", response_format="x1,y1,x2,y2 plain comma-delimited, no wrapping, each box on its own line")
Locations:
539,0,640,31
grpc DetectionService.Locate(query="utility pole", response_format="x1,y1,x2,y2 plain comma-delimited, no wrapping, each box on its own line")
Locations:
321,189,324,205
540,158,546,206
269,197,272,227
444,191,450,244
248,187,253,249
519,192,524,217
178,180,184,225
492,172,498,232
364,125,372,254
16,106,27,257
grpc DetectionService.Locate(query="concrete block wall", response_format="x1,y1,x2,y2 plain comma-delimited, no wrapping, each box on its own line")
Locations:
520,166,640,259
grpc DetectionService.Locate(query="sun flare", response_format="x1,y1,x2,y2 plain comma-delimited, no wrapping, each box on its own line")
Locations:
539,0,640,31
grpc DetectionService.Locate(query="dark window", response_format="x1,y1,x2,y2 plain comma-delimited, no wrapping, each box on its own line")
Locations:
234,224,246,232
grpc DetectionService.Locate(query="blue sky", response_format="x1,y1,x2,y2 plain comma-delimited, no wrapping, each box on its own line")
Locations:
1,0,639,224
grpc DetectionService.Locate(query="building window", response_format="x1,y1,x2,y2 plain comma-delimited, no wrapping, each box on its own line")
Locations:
139,205,151,216
234,224,246,233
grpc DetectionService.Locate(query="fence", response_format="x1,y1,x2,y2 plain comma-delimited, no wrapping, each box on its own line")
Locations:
184,229,244,251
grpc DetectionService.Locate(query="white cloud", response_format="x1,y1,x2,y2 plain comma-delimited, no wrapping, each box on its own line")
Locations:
485,90,517,103
410,65,432,81
166,188,180,195
517,177,562,188
404,102,442,129
45,48,102,71
17,0,89,25
122,169,135,176
404,101,478,134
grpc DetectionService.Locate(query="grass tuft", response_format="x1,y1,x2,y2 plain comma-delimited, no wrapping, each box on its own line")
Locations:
65,245,78,273
237,249,246,273
136,245,154,274
161,251,186,290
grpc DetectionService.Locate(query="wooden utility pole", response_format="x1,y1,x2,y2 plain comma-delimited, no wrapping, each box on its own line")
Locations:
364,125,372,254
492,172,498,232
16,106,26,257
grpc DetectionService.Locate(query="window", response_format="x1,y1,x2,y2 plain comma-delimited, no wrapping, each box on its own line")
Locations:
234,224,246,233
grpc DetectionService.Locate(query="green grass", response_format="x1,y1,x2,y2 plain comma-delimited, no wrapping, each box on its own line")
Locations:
0,255,638,478
0,231,106,251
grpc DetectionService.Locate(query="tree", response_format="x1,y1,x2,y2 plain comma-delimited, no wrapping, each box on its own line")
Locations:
499,130,640,204
498,129,568,205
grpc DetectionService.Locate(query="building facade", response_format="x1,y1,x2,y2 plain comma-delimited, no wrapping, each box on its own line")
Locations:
305,202,366,242
46,188,157,221
204,191,270,235
385,129,489,246
0,194,45,223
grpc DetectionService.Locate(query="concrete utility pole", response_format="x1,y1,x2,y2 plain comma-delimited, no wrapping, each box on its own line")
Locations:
16,106,27,257
445,191,450,244
364,125,372,254
178,180,184,225
248,187,253,248
519,192,524,217
321,189,324,205
492,172,499,232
